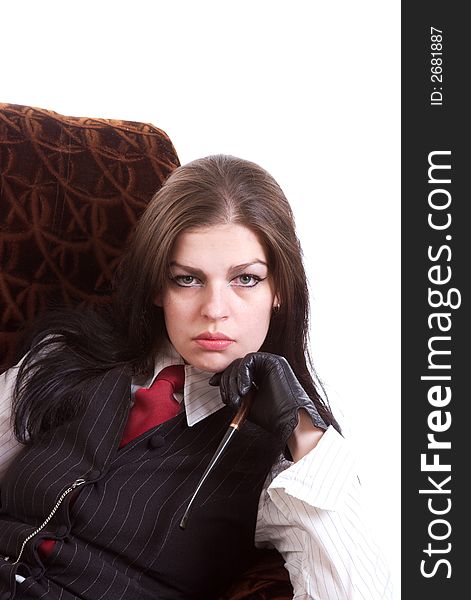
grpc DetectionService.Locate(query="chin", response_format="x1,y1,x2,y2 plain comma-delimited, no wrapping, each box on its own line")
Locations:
188,351,239,374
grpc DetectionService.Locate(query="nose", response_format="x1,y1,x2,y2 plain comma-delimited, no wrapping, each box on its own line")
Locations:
200,282,230,321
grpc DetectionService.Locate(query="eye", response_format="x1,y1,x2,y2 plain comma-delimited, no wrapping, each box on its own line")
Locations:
231,274,265,287
171,275,202,287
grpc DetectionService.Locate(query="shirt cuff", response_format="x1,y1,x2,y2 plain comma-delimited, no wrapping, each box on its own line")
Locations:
267,425,357,511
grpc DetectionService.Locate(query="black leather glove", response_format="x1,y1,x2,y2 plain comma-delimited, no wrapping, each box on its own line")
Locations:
209,352,327,458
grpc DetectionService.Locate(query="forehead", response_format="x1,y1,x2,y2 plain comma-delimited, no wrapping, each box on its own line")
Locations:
170,224,267,263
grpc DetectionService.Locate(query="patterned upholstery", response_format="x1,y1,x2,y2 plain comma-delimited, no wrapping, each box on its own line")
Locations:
0,103,179,367
0,102,293,599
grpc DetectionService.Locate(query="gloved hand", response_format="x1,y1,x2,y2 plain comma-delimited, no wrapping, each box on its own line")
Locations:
209,352,327,457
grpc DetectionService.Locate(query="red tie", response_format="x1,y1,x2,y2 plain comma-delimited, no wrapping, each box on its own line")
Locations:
120,364,185,447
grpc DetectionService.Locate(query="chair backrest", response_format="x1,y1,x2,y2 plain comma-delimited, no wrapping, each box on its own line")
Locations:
0,103,180,368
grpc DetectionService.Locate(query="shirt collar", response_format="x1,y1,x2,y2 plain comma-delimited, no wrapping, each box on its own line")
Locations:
131,339,225,427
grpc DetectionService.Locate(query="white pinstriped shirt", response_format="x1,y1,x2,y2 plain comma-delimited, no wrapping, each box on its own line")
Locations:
0,343,393,599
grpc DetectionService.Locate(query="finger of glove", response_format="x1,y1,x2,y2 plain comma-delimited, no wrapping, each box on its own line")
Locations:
237,353,282,434
218,360,244,408
237,353,262,397
208,372,221,386
208,358,240,392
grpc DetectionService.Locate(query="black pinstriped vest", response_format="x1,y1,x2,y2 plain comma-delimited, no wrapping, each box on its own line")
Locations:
0,366,280,599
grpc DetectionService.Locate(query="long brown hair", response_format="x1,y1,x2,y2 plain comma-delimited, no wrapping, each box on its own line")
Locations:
115,154,338,430
13,154,339,442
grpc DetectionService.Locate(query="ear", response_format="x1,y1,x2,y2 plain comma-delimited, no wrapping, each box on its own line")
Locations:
272,294,280,310
154,293,163,307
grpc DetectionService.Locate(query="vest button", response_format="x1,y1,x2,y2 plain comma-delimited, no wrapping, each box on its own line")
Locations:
149,434,165,449
56,525,68,538
88,469,101,480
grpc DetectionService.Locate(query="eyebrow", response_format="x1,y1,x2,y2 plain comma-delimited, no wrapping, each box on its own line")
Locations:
169,260,268,278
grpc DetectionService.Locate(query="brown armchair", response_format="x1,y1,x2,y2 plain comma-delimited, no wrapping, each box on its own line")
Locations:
0,103,293,599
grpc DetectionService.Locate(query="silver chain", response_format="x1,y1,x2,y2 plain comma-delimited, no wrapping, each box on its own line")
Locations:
12,478,86,565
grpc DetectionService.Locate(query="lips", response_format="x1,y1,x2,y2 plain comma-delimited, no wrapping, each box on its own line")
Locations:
194,332,235,351
195,332,233,341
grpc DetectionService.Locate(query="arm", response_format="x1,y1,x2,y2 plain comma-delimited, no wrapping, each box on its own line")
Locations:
210,352,392,600
210,353,393,599
256,426,394,600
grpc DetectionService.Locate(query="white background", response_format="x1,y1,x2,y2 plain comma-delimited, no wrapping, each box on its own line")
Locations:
2,0,400,595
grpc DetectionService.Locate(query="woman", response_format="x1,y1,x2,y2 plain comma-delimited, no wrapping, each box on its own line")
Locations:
0,155,392,599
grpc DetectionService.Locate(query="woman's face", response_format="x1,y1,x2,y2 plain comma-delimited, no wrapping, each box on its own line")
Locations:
156,223,278,373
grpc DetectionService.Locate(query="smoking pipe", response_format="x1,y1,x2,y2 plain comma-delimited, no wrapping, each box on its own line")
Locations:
179,388,255,530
